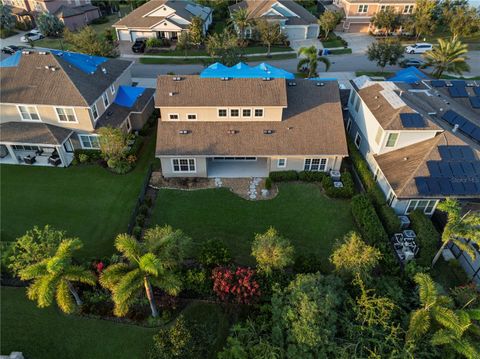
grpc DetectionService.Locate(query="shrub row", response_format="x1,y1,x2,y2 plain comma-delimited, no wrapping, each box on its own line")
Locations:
298,171,326,182
322,172,355,199
73,149,102,164
269,170,298,182
409,210,440,267
126,136,144,157
347,139,401,234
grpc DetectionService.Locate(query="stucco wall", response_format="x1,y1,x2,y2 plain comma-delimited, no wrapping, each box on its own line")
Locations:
159,106,284,122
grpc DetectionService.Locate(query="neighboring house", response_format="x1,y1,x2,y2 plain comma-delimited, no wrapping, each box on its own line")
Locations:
113,0,212,43
344,76,480,216
0,50,155,167
330,0,416,32
154,76,348,178
1,0,100,30
229,0,319,41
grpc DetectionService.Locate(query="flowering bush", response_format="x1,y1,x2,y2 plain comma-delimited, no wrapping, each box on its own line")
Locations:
212,266,260,304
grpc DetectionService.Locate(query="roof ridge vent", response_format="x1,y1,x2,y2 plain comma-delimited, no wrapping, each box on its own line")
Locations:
172,76,182,81
221,77,230,81
178,130,190,134
21,50,31,54
227,130,238,134
263,129,274,135
38,51,48,55
262,77,272,81
288,81,296,86
316,82,325,86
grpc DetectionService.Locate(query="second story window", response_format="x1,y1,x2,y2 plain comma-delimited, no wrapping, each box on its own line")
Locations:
56,107,77,122
403,5,414,14
380,5,390,11
385,133,399,147
242,109,251,117
358,4,368,13
230,109,240,117
187,114,197,120
169,113,179,120
110,84,116,95
91,104,99,121
102,93,109,108
18,105,40,121
254,108,264,117
218,108,227,118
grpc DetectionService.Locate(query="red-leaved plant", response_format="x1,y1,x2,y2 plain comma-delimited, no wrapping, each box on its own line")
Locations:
212,266,260,304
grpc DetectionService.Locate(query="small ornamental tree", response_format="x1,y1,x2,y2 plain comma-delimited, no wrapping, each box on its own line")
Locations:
370,7,401,36
366,39,404,72
36,13,64,37
0,4,15,32
212,266,260,304
255,19,286,56
318,10,342,39
251,227,294,275
64,26,114,56
188,16,204,47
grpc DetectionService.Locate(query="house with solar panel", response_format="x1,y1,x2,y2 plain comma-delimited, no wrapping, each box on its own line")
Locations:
0,50,155,167
153,64,348,178
345,76,480,216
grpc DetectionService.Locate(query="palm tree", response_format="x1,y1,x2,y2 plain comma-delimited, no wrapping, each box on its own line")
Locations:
407,273,480,358
297,46,330,78
99,225,190,317
19,239,96,314
229,8,252,41
422,36,470,78
431,198,480,267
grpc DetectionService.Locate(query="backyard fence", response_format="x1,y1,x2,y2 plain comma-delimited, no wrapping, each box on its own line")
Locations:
127,164,153,234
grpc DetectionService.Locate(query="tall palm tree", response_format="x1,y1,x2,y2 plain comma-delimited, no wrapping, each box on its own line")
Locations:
229,8,252,40
431,198,480,267
19,239,96,314
407,273,480,358
422,36,470,78
297,46,330,78
100,225,190,317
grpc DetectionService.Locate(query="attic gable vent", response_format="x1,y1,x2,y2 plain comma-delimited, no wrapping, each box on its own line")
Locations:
263,129,274,135
178,130,190,135
288,82,296,86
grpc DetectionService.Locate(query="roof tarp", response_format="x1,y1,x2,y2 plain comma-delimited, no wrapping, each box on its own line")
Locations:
114,86,146,108
390,66,428,83
0,51,22,68
50,50,108,74
200,61,294,79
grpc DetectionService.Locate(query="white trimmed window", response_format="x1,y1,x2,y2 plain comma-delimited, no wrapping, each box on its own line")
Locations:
346,118,352,132
230,109,240,117
91,104,99,121
187,113,197,120
385,133,399,147
172,158,196,173
242,108,252,117
304,158,327,172
354,96,361,112
110,84,116,95
380,5,390,11
354,132,362,149
169,113,179,120
218,108,227,118
403,5,414,14
277,158,287,168
79,134,100,149
56,107,77,122
387,191,396,206
358,4,368,13
406,199,437,215
18,105,40,121
254,108,264,117
102,92,109,108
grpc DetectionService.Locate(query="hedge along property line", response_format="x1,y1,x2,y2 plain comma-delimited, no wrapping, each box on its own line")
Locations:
269,170,355,199
347,139,401,235
409,210,441,267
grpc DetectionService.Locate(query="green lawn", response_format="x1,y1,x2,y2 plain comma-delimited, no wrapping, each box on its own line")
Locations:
0,135,155,258
151,183,355,265
0,287,156,359
140,53,296,65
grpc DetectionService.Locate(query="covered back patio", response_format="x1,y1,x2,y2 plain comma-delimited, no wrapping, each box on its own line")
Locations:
0,122,75,167
206,157,269,178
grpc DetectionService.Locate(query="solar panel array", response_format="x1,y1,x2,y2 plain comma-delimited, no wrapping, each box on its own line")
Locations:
415,145,480,196
431,80,445,87
470,96,480,109
448,86,469,98
474,87,480,96
400,113,427,128
441,110,480,142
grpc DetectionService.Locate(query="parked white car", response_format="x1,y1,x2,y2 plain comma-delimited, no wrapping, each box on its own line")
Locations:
20,30,44,43
404,43,433,54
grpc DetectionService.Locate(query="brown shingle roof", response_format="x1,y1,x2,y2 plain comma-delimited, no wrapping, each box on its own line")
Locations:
374,132,480,198
355,83,440,131
155,76,288,107
0,52,132,107
229,0,317,25
155,79,347,157
0,122,73,145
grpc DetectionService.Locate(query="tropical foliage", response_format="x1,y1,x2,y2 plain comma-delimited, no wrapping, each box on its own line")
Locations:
19,238,96,313
212,266,260,304
251,227,294,275
370,7,401,35
205,29,243,66
423,36,470,78
64,26,114,56
297,45,330,78
229,8,252,41
255,19,286,56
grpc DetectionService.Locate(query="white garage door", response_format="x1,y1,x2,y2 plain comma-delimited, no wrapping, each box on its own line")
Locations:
131,31,156,41
284,27,306,40
118,30,131,41
306,25,318,39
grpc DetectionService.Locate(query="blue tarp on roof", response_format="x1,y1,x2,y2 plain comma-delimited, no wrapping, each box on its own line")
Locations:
200,61,294,79
0,51,22,67
114,86,146,108
390,66,428,83
50,50,108,74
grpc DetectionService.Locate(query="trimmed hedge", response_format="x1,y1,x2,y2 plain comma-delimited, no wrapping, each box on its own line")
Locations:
269,170,298,182
73,149,102,163
322,172,355,198
298,171,325,182
409,210,440,267
348,139,401,234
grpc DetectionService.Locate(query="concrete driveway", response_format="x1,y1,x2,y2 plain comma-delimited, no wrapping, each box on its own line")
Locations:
289,38,323,53
0,30,29,47
335,32,374,54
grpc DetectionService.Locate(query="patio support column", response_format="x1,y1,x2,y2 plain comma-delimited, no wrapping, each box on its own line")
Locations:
56,145,67,167
5,144,19,164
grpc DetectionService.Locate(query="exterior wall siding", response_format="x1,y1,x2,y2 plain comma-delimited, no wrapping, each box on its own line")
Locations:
130,97,155,130
268,155,343,172
159,106,284,122
160,156,208,177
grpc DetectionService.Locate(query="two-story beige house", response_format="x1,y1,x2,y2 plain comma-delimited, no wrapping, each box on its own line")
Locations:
331,0,416,32
0,50,154,167
154,76,348,178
